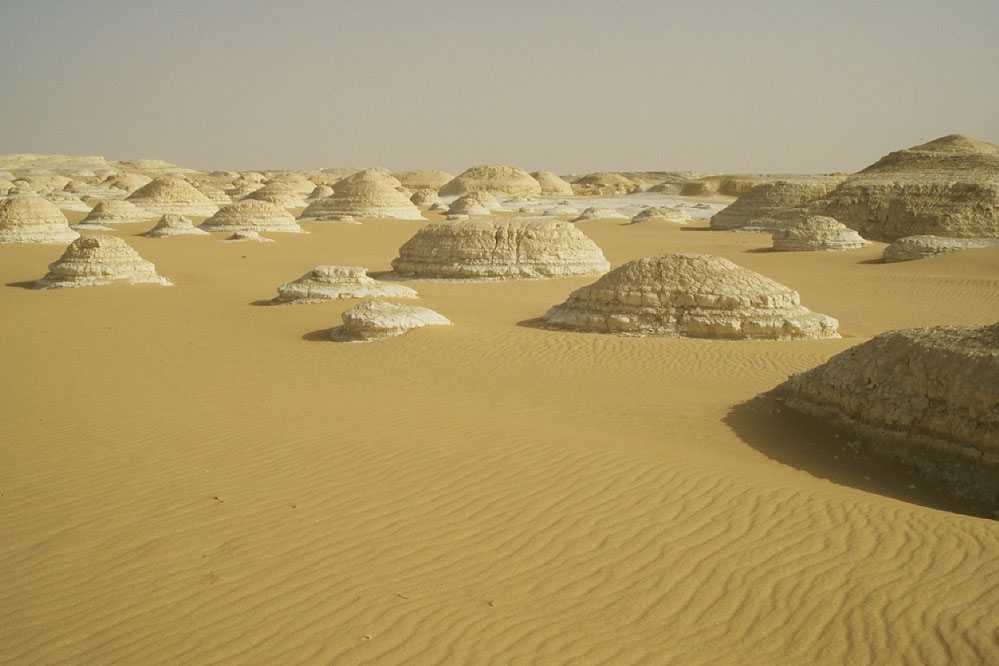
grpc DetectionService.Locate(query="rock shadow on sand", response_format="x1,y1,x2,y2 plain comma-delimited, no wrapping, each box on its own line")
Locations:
724,394,993,518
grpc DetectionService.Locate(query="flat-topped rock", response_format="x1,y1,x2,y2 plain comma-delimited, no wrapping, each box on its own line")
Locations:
440,165,542,197
336,301,451,341
773,322,999,504
273,265,418,303
391,218,610,279
200,199,302,233
882,235,999,262
770,214,867,251
541,254,839,339
34,235,170,288
0,194,79,244
142,215,209,237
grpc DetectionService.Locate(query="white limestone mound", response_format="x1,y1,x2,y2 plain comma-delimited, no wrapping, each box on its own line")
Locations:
335,301,451,342
223,231,273,243
439,165,542,197
80,200,153,226
573,207,629,222
299,168,424,221
410,189,442,208
817,134,999,240
531,171,574,196
391,218,610,280
0,194,79,244
572,172,642,196
190,181,232,206
34,235,170,288
126,176,220,217
200,200,303,233
105,172,152,194
773,322,999,503
308,185,334,201
142,215,209,237
710,177,846,230
246,181,309,208
544,204,581,217
770,215,867,251
447,191,503,217
881,235,999,262
273,265,418,304
46,191,91,213
630,207,691,224
541,254,839,339
267,173,317,195
393,170,454,191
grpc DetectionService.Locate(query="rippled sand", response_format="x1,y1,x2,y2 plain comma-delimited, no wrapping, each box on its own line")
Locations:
2,213,998,665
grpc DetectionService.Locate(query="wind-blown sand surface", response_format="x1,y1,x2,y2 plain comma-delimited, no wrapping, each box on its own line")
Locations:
2,213,998,665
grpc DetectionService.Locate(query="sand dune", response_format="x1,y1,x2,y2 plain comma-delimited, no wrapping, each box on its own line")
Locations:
1,214,998,664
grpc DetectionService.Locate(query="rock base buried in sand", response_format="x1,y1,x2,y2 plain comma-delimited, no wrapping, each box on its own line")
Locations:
142,215,210,237
334,301,451,341
273,266,418,303
630,207,691,224
773,322,999,505
34,235,171,288
882,235,999,262
541,254,839,339
391,218,610,280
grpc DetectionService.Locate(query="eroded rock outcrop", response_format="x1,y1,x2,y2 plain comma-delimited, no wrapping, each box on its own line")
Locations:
531,171,574,196
335,301,451,341
770,215,866,251
881,235,999,262
710,177,846,230
200,200,302,233
440,165,542,197
80,200,153,226
142,215,209,237
34,235,170,288
630,207,691,224
126,176,220,217
0,194,79,244
541,254,839,339
299,168,423,221
273,266,418,303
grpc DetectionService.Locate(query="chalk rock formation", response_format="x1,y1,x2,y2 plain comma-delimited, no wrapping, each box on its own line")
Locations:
531,171,574,196
191,181,232,206
336,301,451,341
273,265,418,303
308,185,334,201
710,177,846,230
572,172,642,196
80,200,153,226
266,173,315,195
881,235,999,262
46,191,91,213
541,254,839,339
630,207,691,224
0,194,79,244
770,215,867,251
391,218,610,279
224,231,273,243
105,172,152,194
410,188,442,208
200,200,302,233
573,207,629,221
817,134,999,240
246,181,308,208
126,176,220,217
440,165,542,197
543,204,581,217
226,181,264,201
447,190,503,217
142,215,209,237
34,235,170,288
773,322,999,502
394,170,454,191
299,168,424,221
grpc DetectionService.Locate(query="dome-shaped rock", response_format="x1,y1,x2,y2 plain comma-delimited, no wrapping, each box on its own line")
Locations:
34,235,170,288
273,265,418,303
200,200,302,233
335,301,451,341
0,194,79,244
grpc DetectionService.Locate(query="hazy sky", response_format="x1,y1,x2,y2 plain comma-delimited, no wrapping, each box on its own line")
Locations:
1,1,996,174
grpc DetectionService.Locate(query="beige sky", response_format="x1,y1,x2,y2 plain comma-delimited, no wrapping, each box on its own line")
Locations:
1,1,996,174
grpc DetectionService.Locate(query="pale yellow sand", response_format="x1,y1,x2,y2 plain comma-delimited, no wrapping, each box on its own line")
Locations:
1,216,998,665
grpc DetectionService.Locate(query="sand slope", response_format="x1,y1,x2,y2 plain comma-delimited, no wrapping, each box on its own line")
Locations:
1,215,998,665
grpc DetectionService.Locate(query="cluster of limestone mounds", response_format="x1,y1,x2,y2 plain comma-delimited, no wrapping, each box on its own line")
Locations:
200,199,303,233
300,168,423,221
391,218,610,279
440,165,542,197
881,235,999,262
0,194,79,244
34,235,170,288
272,265,417,303
773,322,999,505
541,254,839,340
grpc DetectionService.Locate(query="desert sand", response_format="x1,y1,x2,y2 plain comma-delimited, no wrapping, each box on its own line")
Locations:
2,203,999,664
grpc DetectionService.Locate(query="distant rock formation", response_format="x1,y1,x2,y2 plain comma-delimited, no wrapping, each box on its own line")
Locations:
393,170,454,191
440,165,542,197
881,235,999,262
541,254,839,339
710,177,846,230
770,214,866,251
630,207,691,224
299,168,423,221
817,134,999,240
142,215,209,237
447,191,502,217
0,194,79,244
571,172,641,196
200,200,303,233
34,235,170,288
223,230,273,243
336,301,451,341
126,176,220,217
573,207,628,222
410,189,442,208
773,322,999,504
80,200,153,226
273,266,418,303
246,181,309,208
391,218,610,279
531,171,574,196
